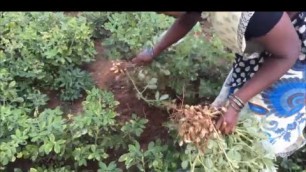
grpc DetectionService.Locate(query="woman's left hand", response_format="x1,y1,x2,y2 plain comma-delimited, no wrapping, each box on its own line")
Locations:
216,106,239,134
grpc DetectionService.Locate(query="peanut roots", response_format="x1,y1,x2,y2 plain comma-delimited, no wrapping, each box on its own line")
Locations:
171,104,227,152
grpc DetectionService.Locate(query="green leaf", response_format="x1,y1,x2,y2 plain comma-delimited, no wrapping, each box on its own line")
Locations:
17,152,23,158
162,69,170,76
99,161,107,169
155,91,160,100
88,154,94,160
152,160,159,167
14,97,24,102
147,84,157,90
136,164,145,171
54,143,61,154
205,158,213,168
57,139,66,145
109,161,117,169
11,156,16,162
148,78,157,85
29,168,38,172
207,139,216,149
2,157,9,166
159,94,169,101
138,71,145,80
181,160,188,169
44,143,53,154
8,81,16,88
15,129,21,137
49,134,55,143
118,154,127,162
227,149,241,162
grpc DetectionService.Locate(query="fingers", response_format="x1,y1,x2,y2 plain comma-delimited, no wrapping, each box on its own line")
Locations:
131,55,149,66
131,58,136,63
221,121,227,132
131,58,144,66
216,117,227,131
231,126,236,134
224,124,236,135
216,118,235,135
216,117,223,130
224,125,231,135
216,116,227,130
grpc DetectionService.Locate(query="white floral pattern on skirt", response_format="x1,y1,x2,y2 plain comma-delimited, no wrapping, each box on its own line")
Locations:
228,12,306,157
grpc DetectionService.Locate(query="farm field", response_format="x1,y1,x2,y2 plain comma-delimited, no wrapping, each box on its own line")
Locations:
0,12,305,172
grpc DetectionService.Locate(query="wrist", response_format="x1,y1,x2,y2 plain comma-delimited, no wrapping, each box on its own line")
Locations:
227,101,241,113
152,45,163,58
227,94,246,113
228,106,241,116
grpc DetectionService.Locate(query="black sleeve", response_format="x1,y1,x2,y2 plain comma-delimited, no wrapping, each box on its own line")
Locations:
245,12,284,40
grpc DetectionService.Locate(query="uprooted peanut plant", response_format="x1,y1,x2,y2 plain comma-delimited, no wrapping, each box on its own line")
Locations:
167,104,277,172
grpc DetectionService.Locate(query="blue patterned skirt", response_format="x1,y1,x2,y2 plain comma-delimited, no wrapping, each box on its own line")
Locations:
229,12,306,157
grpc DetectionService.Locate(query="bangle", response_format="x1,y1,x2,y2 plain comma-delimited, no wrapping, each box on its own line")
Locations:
229,95,244,109
229,102,241,112
229,96,244,109
232,95,244,106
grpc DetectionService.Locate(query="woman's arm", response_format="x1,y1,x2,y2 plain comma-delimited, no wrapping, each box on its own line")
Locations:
132,12,201,65
234,12,301,103
217,12,301,134
152,12,201,57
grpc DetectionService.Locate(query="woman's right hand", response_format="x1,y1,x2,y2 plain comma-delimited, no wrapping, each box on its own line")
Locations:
131,48,155,65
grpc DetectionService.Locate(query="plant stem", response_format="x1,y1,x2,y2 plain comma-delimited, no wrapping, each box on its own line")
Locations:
141,85,149,94
212,126,236,172
236,136,254,150
190,154,200,172
125,71,159,104
95,127,99,145
141,155,146,172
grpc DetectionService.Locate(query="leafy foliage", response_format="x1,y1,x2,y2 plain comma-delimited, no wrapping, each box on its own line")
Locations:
135,32,233,103
0,88,149,171
14,166,73,172
278,145,306,171
99,12,233,103
0,12,96,105
116,110,277,172
98,161,122,172
81,12,111,39
53,66,94,101
102,12,174,60
119,140,181,172
165,110,277,172
1,12,301,172
121,114,149,137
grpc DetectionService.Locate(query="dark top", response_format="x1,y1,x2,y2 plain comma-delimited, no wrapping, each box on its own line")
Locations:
245,12,283,40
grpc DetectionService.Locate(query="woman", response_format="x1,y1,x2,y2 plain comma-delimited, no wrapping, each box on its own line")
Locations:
132,12,306,157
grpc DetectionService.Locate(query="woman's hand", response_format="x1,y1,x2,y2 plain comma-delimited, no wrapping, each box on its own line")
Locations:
131,48,155,66
216,106,239,134
132,12,201,66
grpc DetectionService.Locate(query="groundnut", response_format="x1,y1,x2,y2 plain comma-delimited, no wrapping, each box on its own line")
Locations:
171,103,227,149
190,106,195,111
196,111,202,116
